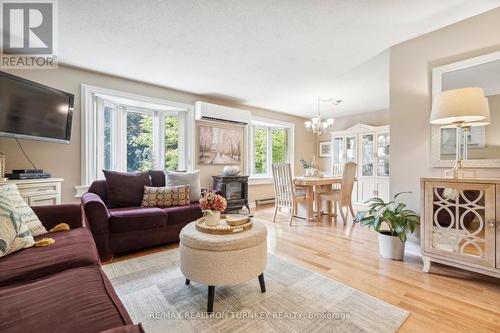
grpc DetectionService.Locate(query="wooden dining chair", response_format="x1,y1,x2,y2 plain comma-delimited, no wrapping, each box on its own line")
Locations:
317,162,357,224
271,163,307,226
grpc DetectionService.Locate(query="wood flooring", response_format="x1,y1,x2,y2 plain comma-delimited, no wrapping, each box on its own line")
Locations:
108,205,500,333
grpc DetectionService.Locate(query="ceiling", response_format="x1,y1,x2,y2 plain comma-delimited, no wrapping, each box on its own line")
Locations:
58,0,500,118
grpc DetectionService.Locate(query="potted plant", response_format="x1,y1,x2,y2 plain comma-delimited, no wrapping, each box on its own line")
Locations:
300,157,319,177
199,190,227,226
354,192,420,260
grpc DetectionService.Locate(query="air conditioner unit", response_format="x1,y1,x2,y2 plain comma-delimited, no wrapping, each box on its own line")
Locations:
195,101,251,125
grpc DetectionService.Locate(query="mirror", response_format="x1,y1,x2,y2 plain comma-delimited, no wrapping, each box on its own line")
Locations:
431,51,500,168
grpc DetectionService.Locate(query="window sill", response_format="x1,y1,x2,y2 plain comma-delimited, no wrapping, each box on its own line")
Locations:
74,185,90,198
248,176,273,186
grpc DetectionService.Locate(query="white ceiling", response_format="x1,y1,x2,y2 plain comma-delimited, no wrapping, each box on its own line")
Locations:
58,0,500,118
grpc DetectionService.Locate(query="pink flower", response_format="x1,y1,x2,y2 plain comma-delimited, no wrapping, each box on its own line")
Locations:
199,190,227,212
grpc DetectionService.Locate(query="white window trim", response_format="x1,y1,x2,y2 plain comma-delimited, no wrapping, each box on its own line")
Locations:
80,84,195,188
248,116,294,185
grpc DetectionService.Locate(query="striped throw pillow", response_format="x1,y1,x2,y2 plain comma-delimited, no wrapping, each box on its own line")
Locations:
0,184,47,236
0,190,34,257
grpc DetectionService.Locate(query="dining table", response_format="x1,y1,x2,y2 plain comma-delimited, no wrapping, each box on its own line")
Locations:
294,176,344,221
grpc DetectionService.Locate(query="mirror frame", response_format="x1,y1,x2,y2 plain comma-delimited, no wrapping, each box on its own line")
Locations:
431,50,500,168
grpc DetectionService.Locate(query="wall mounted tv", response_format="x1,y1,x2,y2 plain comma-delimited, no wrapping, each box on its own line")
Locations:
0,71,74,144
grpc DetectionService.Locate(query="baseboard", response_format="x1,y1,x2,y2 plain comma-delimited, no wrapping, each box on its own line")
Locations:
405,241,421,257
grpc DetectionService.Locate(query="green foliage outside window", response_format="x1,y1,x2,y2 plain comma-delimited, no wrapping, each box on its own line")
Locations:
127,112,153,172
254,128,267,174
254,127,288,174
164,116,179,171
272,129,287,163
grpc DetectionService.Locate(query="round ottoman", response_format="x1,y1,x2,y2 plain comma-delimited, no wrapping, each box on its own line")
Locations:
179,220,268,312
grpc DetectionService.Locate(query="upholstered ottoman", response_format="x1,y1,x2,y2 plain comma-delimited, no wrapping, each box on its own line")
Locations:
179,221,268,312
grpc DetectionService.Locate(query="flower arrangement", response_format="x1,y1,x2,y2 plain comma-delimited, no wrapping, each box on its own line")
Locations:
199,190,227,212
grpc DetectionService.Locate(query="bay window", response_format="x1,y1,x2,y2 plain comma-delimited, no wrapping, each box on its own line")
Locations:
82,85,193,185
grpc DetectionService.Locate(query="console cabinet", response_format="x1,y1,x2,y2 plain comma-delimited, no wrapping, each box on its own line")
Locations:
420,177,500,278
7,178,63,206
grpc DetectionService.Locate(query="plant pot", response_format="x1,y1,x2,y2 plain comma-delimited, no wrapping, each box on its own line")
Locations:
203,210,221,226
305,168,319,177
378,231,405,260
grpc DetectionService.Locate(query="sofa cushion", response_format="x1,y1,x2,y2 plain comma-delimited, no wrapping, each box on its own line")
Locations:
149,170,166,187
103,171,152,208
0,184,47,237
109,207,168,233
0,227,100,286
141,185,190,208
163,203,202,226
0,266,132,333
166,170,201,202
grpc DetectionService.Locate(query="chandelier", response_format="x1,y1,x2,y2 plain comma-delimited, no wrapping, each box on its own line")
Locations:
305,97,341,136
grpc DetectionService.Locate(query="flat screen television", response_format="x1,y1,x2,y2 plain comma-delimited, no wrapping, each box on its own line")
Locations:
0,71,74,144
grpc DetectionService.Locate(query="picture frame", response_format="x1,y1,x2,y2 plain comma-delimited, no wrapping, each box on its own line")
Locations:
319,141,332,158
199,125,242,165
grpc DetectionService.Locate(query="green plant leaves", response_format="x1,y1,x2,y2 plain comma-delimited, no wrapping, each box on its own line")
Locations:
352,192,420,243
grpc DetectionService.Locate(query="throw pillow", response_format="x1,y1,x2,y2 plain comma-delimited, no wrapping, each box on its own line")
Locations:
0,184,47,236
103,170,152,208
0,193,34,257
165,170,201,202
141,185,191,207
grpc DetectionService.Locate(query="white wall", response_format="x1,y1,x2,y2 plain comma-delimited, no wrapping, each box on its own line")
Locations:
0,65,316,203
390,7,500,212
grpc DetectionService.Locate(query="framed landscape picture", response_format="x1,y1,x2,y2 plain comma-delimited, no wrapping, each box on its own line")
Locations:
319,141,332,158
199,125,241,164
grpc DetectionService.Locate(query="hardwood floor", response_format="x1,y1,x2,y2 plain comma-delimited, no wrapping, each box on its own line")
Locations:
109,205,500,332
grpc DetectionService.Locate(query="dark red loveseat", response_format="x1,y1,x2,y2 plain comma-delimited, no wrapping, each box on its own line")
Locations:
82,170,203,261
0,204,142,333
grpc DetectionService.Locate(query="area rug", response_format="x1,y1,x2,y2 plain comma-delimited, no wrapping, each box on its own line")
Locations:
103,250,408,333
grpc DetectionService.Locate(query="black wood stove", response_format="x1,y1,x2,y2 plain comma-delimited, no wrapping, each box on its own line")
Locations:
212,175,250,214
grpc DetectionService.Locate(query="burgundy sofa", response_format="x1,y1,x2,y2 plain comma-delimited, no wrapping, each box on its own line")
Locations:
82,170,203,261
0,204,143,333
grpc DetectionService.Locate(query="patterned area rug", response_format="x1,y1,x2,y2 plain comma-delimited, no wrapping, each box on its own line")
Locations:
103,250,408,333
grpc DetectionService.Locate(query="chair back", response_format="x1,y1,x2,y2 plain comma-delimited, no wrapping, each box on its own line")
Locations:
340,162,357,205
272,163,294,208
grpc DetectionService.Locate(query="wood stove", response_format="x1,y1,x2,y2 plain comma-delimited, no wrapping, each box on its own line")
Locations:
212,175,250,213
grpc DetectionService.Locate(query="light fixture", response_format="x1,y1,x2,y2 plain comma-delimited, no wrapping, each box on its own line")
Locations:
305,97,341,136
430,87,489,178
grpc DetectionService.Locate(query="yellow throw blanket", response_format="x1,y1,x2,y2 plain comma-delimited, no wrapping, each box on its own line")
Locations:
34,223,71,247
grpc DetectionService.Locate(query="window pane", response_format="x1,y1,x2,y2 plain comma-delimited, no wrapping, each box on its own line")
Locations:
254,128,267,174
127,112,153,172
103,106,113,170
272,129,287,163
164,115,179,171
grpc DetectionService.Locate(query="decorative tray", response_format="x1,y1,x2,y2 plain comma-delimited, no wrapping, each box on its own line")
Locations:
195,217,253,235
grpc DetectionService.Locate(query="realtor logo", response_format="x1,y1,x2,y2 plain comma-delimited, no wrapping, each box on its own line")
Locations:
1,0,57,68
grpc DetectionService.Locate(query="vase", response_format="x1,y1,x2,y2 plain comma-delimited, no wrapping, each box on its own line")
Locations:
204,210,221,226
378,231,405,260
305,168,318,177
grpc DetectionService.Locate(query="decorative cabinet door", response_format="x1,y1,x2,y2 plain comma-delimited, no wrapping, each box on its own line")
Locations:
376,132,390,177
332,136,345,176
361,134,374,177
424,182,496,267
345,136,357,163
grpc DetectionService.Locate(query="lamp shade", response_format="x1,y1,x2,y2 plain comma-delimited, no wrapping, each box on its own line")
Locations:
464,97,491,127
430,87,487,125
441,97,491,128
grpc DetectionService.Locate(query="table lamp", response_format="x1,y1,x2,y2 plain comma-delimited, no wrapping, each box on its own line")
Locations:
430,87,489,178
